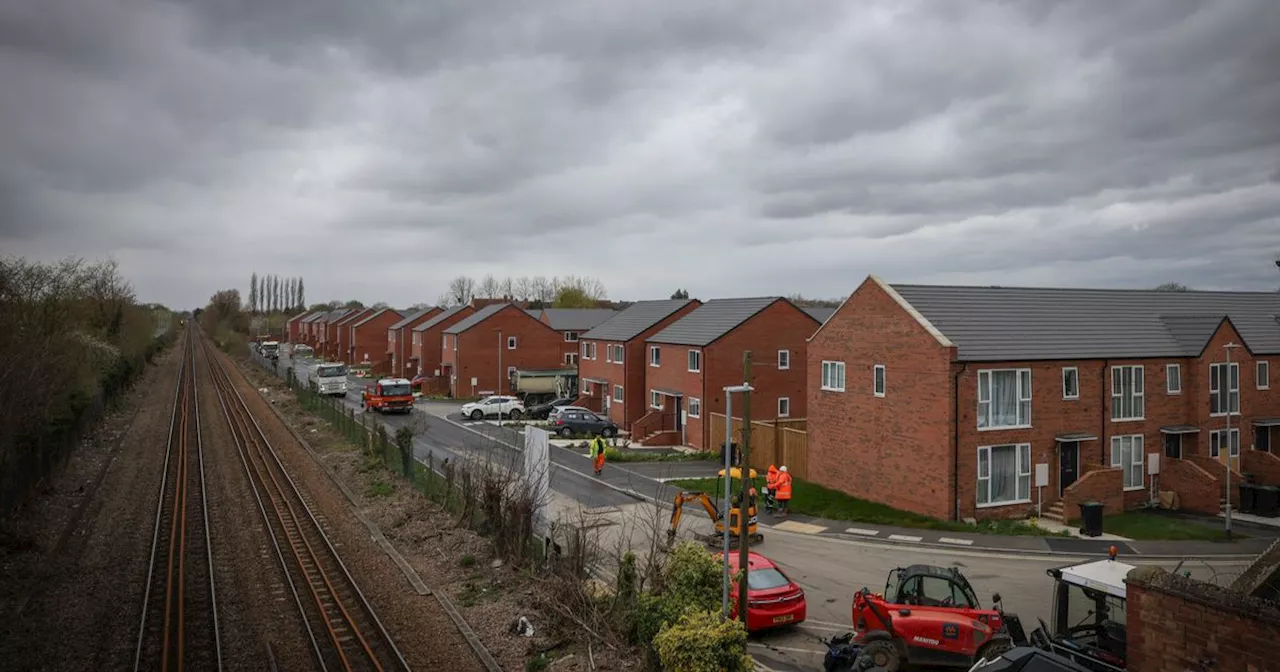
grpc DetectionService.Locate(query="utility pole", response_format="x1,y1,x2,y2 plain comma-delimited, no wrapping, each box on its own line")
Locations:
497,329,504,428
1224,341,1240,539
737,350,752,622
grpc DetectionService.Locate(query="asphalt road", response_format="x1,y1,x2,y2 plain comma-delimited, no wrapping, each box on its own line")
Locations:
270,351,1252,672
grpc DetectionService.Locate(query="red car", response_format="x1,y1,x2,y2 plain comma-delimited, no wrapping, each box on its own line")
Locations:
720,552,807,632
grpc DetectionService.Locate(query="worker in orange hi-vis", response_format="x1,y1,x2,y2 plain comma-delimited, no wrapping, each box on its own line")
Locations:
775,465,793,515
590,435,608,475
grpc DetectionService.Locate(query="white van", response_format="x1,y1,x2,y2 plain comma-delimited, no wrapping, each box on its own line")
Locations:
311,362,349,396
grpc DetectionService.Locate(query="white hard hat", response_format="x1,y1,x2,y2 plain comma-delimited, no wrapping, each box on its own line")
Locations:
779,465,787,472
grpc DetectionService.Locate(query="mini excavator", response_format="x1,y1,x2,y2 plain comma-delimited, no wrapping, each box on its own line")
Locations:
666,467,764,549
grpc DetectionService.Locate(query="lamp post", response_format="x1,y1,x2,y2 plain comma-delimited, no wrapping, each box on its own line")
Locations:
721,382,754,621
1223,342,1241,539
497,329,504,428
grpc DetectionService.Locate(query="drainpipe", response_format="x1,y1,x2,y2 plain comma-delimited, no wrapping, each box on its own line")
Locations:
953,364,967,522
1100,360,1110,466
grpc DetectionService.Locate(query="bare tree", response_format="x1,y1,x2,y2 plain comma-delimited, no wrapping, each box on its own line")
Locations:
530,275,553,304
478,273,500,299
513,276,532,302
297,277,306,310
441,275,475,307
499,276,514,300
249,272,259,314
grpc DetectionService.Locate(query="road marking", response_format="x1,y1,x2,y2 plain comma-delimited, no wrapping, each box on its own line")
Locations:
771,520,827,535
843,527,880,536
748,642,826,655
887,534,923,542
797,621,849,632
938,537,975,546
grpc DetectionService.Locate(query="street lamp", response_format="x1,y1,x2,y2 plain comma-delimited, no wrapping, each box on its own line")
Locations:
720,382,754,621
496,329,504,428
1223,341,1241,539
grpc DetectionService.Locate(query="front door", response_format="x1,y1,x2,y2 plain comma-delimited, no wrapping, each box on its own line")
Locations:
1257,426,1271,453
673,397,683,432
1059,442,1079,496
1164,432,1182,459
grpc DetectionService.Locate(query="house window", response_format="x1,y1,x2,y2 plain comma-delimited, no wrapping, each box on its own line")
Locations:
1062,367,1079,400
1110,365,1144,421
564,331,579,342
976,443,1031,507
650,346,661,367
650,391,662,409
687,350,701,372
565,352,578,366
689,397,701,418
777,397,791,417
1259,361,1270,390
507,366,517,382
778,350,790,370
1209,363,1240,416
1210,428,1240,458
821,361,846,392
612,344,624,363
977,369,1032,429
1166,364,1181,394
1111,435,1145,490
507,336,517,350
583,342,596,359
873,365,886,397
613,385,623,402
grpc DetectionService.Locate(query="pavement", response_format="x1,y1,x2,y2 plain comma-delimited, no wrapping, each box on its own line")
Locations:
267,352,1263,671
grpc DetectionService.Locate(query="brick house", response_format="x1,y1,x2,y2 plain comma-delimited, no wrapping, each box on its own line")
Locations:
807,275,1280,523
577,299,702,429
297,311,325,345
317,308,353,358
330,307,374,362
410,305,474,393
442,304,565,398
638,297,820,449
349,308,403,370
286,310,318,343
530,308,617,367
387,307,442,378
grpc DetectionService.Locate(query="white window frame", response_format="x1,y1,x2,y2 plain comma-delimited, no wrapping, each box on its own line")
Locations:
1209,362,1240,416
1110,434,1145,490
777,397,791,417
582,342,589,359
1062,367,1079,400
1259,361,1270,390
613,385,623,402
821,361,846,392
1166,363,1181,395
1110,365,1145,422
605,344,613,363
976,443,1031,508
688,397,701,418
687,349,701,373
777,350,791,370
650,390,662,409
583,381,593,395
507,365,517,380
977,369,1032,430
564,331,579,342
1209,428,1240,458
605,344,623,364
507,336,517,350
872,364,886,397
565,352,578,366
649,346,661,367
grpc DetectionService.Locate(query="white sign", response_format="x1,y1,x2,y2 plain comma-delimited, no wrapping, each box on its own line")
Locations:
1147,452,1160,475
523,427,551,537
1035,463,1049,488
470,377,478,387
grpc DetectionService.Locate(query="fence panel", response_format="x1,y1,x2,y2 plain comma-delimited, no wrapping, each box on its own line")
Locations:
709,413,806,479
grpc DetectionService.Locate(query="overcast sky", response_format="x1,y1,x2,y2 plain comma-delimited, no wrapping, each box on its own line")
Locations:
2,1,1278,309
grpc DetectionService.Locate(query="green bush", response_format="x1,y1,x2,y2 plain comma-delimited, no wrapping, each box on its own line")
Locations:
633,541,723,643
653,610,752,672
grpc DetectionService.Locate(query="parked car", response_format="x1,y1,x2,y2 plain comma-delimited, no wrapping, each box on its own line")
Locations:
460,395,525,421
550,409,618,437
547,405,592,422
527,396,576,420
719,552,806,633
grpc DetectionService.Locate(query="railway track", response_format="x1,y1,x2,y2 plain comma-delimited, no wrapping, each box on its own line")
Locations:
201,333,411,672
135,327,223,671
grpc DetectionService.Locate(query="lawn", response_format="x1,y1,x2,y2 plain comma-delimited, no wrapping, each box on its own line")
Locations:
604,447,715,463
1072,512,1241,541
669,477,1066,537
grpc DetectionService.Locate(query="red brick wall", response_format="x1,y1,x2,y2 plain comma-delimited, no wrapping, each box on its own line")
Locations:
1126,566,1280,672
1160,458,1222,515
1242,449,1280,485
351,311,403,367
1061,467,1124,524
579,300,701,431
807,278,957,520
414,308,473,373
577,339,625,425
642,342,704,446
332,308,373,361
391,308,442,378
451,306,564,398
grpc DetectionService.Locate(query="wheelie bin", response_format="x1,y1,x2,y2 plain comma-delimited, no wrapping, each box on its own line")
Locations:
1078,501,1105,537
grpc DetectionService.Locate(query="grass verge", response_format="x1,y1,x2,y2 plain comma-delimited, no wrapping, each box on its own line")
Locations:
604,448,715,463
1071,512,1245,541
670,477,1067,537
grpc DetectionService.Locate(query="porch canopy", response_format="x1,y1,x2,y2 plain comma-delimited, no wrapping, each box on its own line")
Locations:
1253,418,1280,427
652,387,684,397
1160,425,1200,434
1055,432,1098,442
580,376,609,385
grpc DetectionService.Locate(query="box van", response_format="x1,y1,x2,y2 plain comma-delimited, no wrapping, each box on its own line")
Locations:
311,362,349,396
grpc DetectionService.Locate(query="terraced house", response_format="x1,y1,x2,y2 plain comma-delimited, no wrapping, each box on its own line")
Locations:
441,304,564,398
386,307,442,378
576,299,701,429
531,308,617,367
808,276,1280,523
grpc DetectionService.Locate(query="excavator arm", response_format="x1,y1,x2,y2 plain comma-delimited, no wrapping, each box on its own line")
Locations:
667,491,721,542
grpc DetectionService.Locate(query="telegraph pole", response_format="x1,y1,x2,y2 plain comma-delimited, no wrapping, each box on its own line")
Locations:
737,350,753,622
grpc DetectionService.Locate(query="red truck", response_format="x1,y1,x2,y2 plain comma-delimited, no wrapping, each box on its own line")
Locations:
361,377,415,414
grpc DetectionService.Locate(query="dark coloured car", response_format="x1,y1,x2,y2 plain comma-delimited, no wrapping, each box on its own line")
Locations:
551,409,618,438
527,396,576,420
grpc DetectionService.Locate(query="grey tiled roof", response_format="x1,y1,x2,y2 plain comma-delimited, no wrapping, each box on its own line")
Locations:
390,307,436,330
647,297,794,347
300,311,325,323
803,306,836,323
539,308,617,331
353,307,402,328
525,309,541,318
412,305,469,332
583,299,695,342
324,308,352,323
443,303,508,334
890,284,1280,360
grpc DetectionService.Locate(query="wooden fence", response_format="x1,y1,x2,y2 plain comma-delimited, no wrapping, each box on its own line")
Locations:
708,413,809,480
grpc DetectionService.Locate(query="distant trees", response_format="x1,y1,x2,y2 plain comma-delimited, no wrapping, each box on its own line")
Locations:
439,274,608,308
787,293,843,307
1154,282,1191,292
248,273,306,314
670,289,690,300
